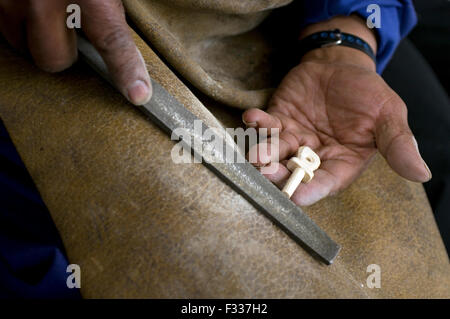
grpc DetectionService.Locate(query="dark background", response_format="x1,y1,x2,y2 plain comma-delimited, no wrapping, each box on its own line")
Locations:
410,0,450,93
383,0,450,254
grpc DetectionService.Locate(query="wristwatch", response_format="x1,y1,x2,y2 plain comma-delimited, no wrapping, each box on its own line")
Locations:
298,29,376,63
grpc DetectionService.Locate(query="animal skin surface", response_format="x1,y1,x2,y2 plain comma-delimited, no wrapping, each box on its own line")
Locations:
0,29,449,298
123,0,295,109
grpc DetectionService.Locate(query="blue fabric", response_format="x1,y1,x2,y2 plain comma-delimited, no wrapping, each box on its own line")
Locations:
300,0,418,73
0,120,81,299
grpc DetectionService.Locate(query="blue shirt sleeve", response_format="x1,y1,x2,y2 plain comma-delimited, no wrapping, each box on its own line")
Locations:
299,0,418,73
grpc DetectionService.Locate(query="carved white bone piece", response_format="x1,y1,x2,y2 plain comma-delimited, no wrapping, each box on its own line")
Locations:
282,146,321,198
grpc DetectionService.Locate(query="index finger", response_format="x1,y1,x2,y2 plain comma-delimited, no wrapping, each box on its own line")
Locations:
80,0,152,105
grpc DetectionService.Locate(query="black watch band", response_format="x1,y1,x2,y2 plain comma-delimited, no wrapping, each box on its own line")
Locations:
298,29,376,63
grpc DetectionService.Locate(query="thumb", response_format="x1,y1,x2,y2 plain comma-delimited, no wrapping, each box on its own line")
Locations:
81,0,152,106
375,97,432,183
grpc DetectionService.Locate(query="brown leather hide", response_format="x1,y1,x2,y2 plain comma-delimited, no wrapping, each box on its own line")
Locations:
0,31,449,298
123,0,297,109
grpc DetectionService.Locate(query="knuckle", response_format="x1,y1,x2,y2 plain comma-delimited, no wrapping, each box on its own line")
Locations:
27,0,65,19
96,26,131,53
27,0,48,16
84,0,124,10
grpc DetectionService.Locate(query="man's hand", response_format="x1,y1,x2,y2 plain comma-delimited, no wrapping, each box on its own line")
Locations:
243,16,431,206
0,0,151,105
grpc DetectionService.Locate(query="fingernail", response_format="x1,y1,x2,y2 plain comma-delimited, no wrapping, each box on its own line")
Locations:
413,136,432,181
299,192,327,206
412,136,420,154
242,118,257,128
423,161,432,181
127,80,151,105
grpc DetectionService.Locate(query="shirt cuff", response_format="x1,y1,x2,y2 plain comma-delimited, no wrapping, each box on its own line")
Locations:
299,0,418,73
